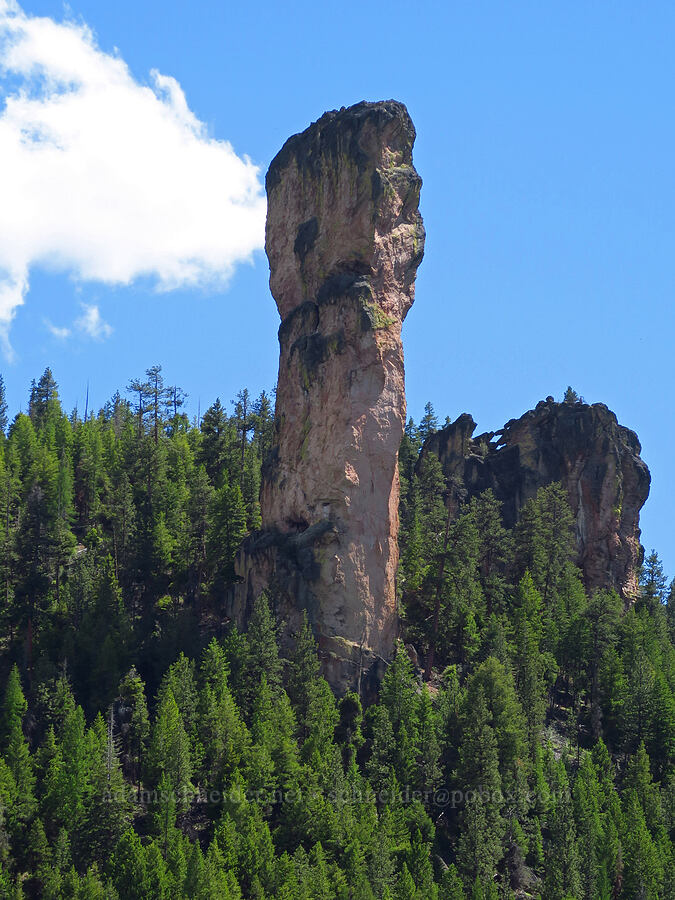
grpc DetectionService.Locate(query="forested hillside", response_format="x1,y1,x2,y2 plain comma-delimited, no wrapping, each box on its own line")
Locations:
0,368,673,899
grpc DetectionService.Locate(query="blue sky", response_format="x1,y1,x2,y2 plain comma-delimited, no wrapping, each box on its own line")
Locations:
1,1,674,578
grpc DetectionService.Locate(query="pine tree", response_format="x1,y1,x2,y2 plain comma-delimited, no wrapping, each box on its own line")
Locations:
667,579,675,643
208,476,247,583
81,556,130,713
57,701,92,836
380,642,419,783
405,829,435,897
512,573,556,746
639,550,667,613
79,708,131,866
514,483,576,604
152,771,177,859
109,829,150,900
158,653,201,765
572,752,603,900
300,676,339,767
584,589,622,738
399,473,425,594
147,688,193,811
29,368,60,431
245,591,282,694
621,790,662,900
232,388,253,489
366,705,396,799
145,839,170,897
117,668,150,797
624,648,655,753
470,490,511,618
1,666,35,827
368,812,396,898
462,657,526,795
186,464,213,607
439,864,465,900
542,761,581,900
200,655,250,788
335,691,364,769
457,690,504,887
1,665,26,747
199,398,230,482
251,390,274,459
27,817,51,892
250,677,299,794
287,612,321,731
623,741,663,833
394,863,417,900
416,686,441,798
418,402,439,443
647,670,675,780
0,375,7,436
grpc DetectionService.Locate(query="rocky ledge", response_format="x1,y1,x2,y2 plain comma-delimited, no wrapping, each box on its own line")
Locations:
420,398,651,597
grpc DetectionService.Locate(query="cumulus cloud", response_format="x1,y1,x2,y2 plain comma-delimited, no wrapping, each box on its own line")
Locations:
0,0,266,358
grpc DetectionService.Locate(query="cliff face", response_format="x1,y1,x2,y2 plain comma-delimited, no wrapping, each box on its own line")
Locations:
421,398,651,597
234,101,425,692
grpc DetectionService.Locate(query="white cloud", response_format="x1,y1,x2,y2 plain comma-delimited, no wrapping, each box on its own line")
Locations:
44,318,71,339
0,0,266,358
74,303,111,339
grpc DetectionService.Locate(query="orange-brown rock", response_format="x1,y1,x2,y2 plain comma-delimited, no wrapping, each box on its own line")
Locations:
420,398,651,597
233,101,425,692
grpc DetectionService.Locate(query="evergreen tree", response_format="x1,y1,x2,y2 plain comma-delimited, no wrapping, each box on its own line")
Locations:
584,588,622,737
416,685,441,798
109,829,150,900
418,402,439,443
1,666,36,827
0,375,7,435
543,762,581,900
621,790,662,900
406,829,435,897
245,591,283,694
457,689,504,887
287,612,321,731
512,573,554,745
208,476,247,584
514,483,576,604
147,688,193,811
117,668,150,796
395,863,417,900
79,707,132,865
366,705,396,799
639,550,668,613
462,657,526,795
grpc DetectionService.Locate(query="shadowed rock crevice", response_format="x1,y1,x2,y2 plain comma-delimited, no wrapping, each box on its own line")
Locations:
231,100,425,692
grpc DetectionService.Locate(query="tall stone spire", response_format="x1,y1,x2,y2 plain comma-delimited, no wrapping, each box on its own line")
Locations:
234,100,425,692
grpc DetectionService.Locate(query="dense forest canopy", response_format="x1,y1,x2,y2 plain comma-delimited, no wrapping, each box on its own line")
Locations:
0,367,672,899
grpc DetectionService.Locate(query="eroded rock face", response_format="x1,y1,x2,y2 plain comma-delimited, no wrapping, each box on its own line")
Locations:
421,398,650,597
234,101,425,692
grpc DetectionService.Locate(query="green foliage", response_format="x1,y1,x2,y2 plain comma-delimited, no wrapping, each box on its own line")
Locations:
0,377,671,897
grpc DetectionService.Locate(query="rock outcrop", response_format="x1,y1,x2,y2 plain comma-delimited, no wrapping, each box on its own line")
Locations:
421,398,650,597
233,100,425,692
